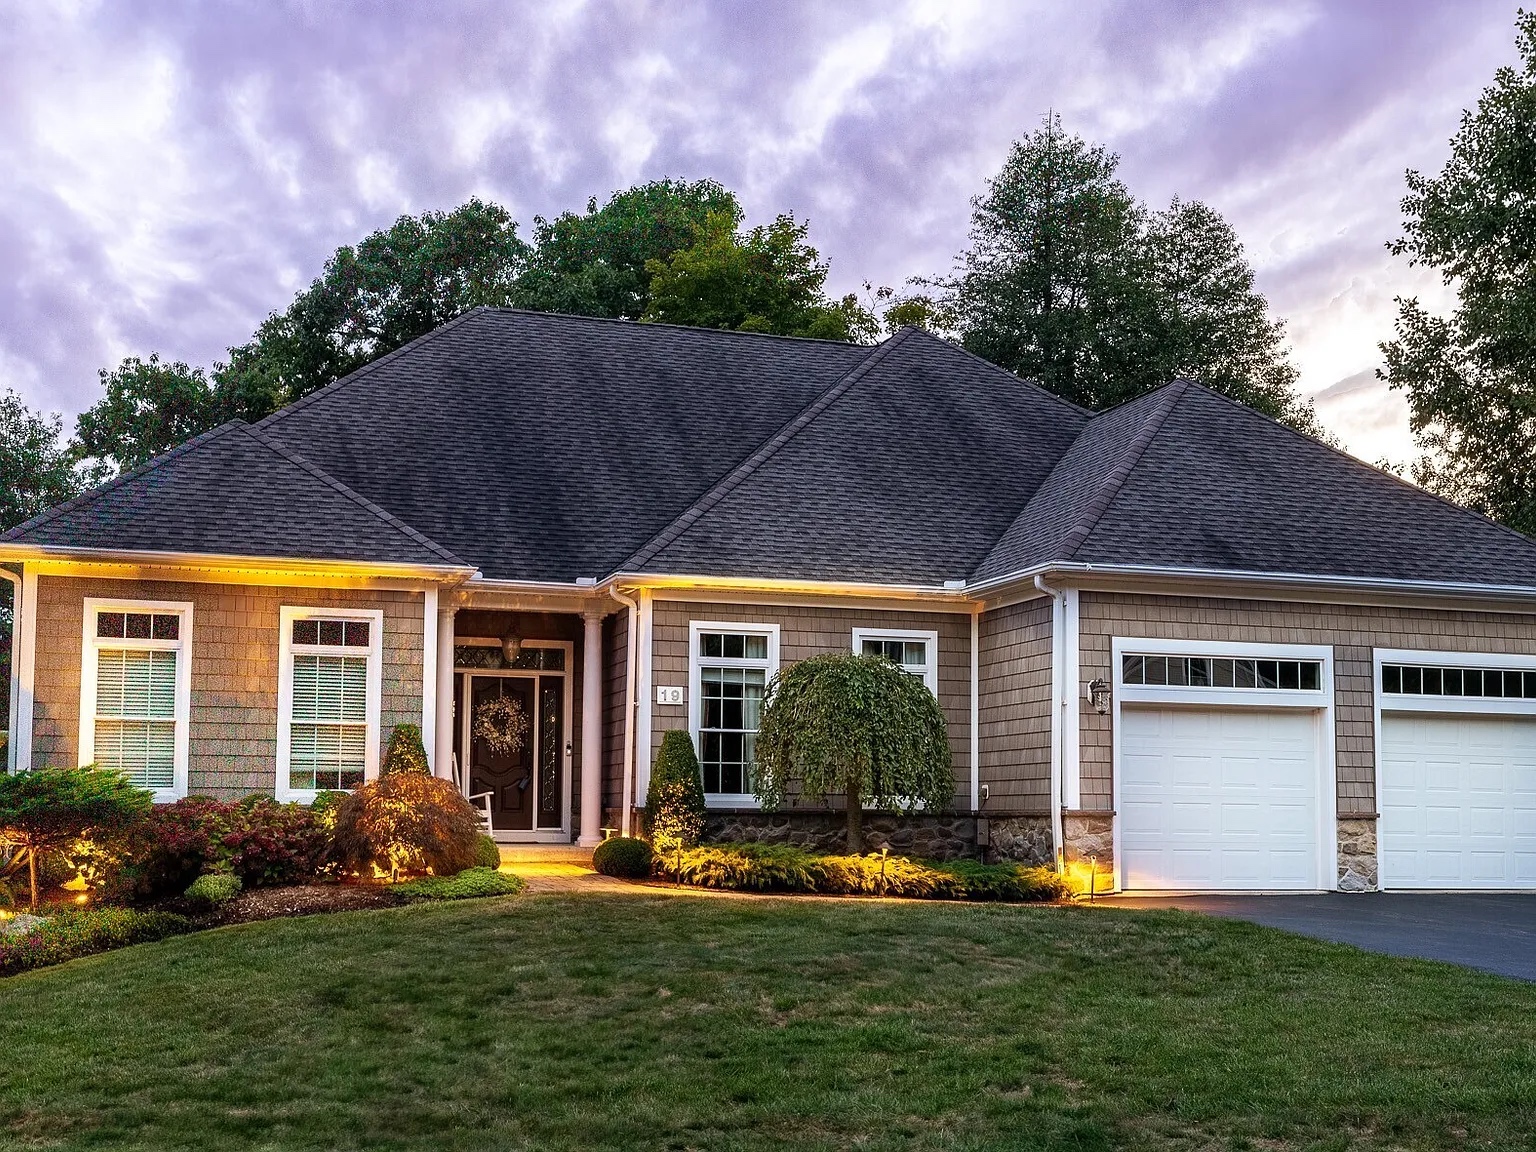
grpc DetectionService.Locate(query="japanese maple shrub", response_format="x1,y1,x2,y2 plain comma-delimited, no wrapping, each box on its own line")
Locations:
754,653,953,853
329,774,483,879
644,730,707,853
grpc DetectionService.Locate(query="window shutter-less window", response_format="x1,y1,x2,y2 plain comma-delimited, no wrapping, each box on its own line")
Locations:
93,648,178,789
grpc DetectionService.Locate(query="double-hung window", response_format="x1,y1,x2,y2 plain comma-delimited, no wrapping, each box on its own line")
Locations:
853,627,939,695
277,607,383,802
78,599,192,801
689,622,779,804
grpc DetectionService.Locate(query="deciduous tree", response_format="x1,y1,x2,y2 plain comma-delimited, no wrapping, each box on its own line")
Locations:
753,654,952,854
1380,10,1536,533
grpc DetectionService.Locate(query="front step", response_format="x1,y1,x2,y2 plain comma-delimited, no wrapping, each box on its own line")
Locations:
496,844,594,866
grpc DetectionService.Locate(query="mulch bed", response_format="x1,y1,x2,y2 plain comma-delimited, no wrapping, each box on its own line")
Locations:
218,883,402,925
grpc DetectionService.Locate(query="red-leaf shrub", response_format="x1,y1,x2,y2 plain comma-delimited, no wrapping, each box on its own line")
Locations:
115,797,330,901
329,775,483,879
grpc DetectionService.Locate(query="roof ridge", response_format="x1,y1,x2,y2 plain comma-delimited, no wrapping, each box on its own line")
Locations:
899,327,1095,419
617,328,918,573
256,307,486,431
240,424,471,567
1176,379,1536,555
1,421,248,542
479,305,881,349
1055,381,1188,563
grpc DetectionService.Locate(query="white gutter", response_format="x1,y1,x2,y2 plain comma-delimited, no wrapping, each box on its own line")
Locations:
973,560,1536,606
610,586,641,837
599,570,973,603
969,606,980,813
0,543,478,583
0,567,18,774
1035,574,1067,872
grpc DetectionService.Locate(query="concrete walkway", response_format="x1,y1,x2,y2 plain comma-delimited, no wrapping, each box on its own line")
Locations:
1099,893,1536,981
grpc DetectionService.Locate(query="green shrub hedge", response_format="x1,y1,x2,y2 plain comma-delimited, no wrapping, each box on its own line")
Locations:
473,835,502,870
183,871,242,909
592,836,653,878
394,867,524,901
656,842,1067,902
0,907,192,976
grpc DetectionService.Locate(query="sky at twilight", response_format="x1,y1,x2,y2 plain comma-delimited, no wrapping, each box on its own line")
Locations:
1,0,1525,464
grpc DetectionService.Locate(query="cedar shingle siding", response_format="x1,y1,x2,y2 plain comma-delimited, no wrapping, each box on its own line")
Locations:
648,600,972,807
1077,591,1536,812
977,598,1053,812
33,576,424,798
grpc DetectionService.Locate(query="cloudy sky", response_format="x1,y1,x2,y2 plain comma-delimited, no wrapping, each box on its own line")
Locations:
1,0,1524,464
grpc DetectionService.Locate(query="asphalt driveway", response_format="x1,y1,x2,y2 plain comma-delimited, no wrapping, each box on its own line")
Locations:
1099,893,1536,980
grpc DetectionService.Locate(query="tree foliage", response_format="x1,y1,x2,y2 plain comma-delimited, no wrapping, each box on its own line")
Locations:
75,356,218,472
517,178,740,319
940,116,1324,435
644,211,878,342
0,767,151,906
753,654,952,853
1380,10,1536,533
380,723,430,776
644,729,707,853
2,388,93,531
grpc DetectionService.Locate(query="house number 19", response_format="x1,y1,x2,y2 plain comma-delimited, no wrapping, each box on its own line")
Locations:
655,685,685,706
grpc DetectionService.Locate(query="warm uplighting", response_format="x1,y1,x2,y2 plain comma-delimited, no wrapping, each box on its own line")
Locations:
1063,856,1112,899
73,893,89,905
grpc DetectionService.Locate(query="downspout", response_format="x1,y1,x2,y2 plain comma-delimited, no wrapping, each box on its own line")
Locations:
610,586,640,837
0,567,18,774
1034,574,1067,872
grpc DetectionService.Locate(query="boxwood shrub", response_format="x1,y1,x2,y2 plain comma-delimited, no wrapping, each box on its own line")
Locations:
0,907,192,976
394,867,524,901
183,871,242,909
656,843,1067,902
592,836,653,878
473,835,502,870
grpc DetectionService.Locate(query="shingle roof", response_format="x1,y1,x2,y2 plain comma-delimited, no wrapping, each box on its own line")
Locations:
1048,383,1536,586
2,421,469,568
625,328,1087,583
256,308,872,582
12,308,1536,592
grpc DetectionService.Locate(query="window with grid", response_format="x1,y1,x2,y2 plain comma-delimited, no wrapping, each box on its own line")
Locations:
695,630,772,797
1381,663,1536,699
1122,654,1322,691
90,609,184,791
286,618,372,792
855,630,937,693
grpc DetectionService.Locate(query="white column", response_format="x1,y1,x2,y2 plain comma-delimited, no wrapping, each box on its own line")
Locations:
579,609,605,846
421,587,438,771
434,603,456,781
15,567,37,773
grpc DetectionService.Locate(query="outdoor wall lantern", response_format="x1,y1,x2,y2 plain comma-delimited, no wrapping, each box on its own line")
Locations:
1086,678,1111,715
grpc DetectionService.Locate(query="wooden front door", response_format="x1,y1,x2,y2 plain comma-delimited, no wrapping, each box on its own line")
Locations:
464,673,566,833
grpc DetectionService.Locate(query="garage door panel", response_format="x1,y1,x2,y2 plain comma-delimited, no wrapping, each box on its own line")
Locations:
1382,713,1536,889
1120,706,1320,891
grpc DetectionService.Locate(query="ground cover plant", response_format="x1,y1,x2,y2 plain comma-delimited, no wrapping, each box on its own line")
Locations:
0,906,190,976
658,842,1069,902
0,895,1533,1150
393,867,524,901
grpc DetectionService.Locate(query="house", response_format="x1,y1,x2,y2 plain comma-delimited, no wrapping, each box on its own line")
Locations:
6,308,1536,893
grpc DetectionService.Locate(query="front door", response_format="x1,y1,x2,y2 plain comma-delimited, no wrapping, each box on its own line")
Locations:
464,673,566,833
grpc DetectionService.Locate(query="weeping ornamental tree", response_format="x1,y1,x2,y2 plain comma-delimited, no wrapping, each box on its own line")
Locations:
753,654,953,853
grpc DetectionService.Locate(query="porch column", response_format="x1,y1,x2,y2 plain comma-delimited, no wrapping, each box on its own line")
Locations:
578,609,604,847
434,604,456,780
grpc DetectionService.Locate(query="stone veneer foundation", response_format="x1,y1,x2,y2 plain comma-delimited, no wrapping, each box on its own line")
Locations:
981,815,1054,866
1337,817,1379,892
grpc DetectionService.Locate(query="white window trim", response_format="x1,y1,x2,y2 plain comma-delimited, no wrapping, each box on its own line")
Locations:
276,606,384,804
1110,636,1338,894
1372,647,1536,893
852,627,939,695
688,620,780,809
77,597,193,803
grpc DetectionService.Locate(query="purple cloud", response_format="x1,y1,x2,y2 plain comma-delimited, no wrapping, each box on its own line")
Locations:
0,0,1524,466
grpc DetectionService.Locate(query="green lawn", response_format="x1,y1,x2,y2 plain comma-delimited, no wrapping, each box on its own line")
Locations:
1,894,1534,1151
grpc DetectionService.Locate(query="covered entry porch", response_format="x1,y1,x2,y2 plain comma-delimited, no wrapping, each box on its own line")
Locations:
430,594,623,847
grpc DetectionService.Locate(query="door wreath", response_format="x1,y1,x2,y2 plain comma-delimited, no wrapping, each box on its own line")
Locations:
473,694,530,757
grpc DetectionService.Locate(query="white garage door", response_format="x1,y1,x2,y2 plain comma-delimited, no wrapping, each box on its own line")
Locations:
1120,707,1321,890
1380,713,1536,889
